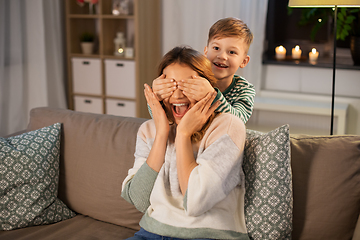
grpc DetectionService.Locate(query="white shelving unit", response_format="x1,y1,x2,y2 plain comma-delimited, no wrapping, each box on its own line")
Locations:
65,0,161,118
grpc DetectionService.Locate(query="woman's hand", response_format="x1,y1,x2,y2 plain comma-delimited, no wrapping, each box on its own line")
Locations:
144,84,170,138
177,91,219,138
144,84,170,172
175,91,219,195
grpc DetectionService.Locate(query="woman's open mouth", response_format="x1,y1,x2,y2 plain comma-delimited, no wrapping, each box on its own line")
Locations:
172,103,190,118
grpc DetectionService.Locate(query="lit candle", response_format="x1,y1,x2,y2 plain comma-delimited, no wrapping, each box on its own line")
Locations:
275,45,286,60
292,45,302,59
309,48,319,64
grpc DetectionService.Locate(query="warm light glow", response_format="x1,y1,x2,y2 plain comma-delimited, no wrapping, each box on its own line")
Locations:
292,45,302,59
118,48,124,54
309,48,319,64
318,18,322,22
275,45,286,60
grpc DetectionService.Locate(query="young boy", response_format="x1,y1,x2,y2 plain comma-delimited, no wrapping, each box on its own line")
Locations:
151,17,255,123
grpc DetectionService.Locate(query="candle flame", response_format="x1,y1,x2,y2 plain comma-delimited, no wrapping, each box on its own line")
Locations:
295,45,300,51
279,45,284,51
312,48,317,54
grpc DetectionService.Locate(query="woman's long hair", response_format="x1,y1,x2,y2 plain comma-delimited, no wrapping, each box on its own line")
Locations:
158,46,220,143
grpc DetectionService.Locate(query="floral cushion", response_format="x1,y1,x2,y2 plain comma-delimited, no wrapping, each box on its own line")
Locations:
0,123,76,230
243,125,293,239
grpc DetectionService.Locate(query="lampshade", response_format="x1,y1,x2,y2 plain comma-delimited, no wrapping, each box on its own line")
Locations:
288,0,360,7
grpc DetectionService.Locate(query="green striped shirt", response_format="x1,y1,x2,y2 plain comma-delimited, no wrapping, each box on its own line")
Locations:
214,75,255,123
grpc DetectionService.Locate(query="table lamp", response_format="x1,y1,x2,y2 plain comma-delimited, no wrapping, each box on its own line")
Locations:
288,0,360,135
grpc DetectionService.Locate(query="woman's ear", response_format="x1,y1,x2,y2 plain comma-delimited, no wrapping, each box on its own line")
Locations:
239,55,250,68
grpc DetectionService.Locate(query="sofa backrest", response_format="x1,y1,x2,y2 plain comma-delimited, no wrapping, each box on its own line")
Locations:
26,107,360,239
290,134,360,239
27,107,146,231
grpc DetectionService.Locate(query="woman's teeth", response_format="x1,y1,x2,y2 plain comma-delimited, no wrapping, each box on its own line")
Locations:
173,103,188,115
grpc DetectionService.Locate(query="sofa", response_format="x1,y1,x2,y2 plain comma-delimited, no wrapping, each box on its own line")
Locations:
0,107,359,240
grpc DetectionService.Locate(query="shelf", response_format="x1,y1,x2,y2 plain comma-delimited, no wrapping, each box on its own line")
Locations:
68,14,134,19
101,15,134,19
65,0,162,118
70,53,100,58
102,55,135,60
72,93,103,98
68,14,99,19
70,54,136,61
263,54,360,71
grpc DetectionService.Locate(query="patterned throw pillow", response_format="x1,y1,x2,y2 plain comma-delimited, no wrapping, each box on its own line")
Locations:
0,123,76,230
243,125,293,239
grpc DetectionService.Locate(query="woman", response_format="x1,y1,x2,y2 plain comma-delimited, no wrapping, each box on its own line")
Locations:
122,46,249,240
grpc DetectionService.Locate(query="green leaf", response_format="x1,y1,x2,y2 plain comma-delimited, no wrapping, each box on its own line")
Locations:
345,15,356,23
338,12,345,21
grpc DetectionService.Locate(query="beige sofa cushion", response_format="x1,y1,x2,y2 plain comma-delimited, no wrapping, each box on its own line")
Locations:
0,215,137,240
290,135,360,239
27,107,146,231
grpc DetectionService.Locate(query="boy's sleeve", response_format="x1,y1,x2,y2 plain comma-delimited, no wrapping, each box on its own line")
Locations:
215,80,255,123
147,103,153,118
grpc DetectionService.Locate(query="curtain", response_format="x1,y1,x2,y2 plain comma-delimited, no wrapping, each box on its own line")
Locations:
0,0,67,136
162,0,269,95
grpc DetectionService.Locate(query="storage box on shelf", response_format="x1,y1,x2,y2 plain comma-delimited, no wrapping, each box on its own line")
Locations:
65,0,161,118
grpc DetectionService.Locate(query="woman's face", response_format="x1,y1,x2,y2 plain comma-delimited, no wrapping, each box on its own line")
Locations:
162,63,198,125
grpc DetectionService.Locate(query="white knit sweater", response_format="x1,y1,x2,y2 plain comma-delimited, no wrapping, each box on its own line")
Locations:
122,113,249,240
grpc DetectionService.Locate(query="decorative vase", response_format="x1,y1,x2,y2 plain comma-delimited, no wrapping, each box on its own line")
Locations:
350,36,360,66
81,42,94,55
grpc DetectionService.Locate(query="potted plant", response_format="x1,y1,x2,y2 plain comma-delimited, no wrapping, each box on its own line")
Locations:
76,0,99,14
290,7,360,65
80,32,94,55
337,8,360,65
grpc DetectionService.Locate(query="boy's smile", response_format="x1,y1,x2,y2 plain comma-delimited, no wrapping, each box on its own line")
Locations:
204,37,250,91
213,62,228,69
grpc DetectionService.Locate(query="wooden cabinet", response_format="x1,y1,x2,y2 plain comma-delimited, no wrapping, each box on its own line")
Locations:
65,0,161,118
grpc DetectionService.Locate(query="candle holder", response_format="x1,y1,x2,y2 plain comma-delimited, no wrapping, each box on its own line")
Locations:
114,32,126,56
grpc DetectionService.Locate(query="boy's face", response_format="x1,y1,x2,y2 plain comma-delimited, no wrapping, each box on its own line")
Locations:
204,37,250,82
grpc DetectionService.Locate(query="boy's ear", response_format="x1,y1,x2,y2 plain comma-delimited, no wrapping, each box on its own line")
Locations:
239,55,250,68
204,46,208,56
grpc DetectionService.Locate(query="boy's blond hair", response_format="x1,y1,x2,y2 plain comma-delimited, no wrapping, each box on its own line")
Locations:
208,17,253,50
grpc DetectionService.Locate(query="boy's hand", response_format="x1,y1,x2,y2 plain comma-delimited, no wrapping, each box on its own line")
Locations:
177,76,215,101
152,74,177,101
